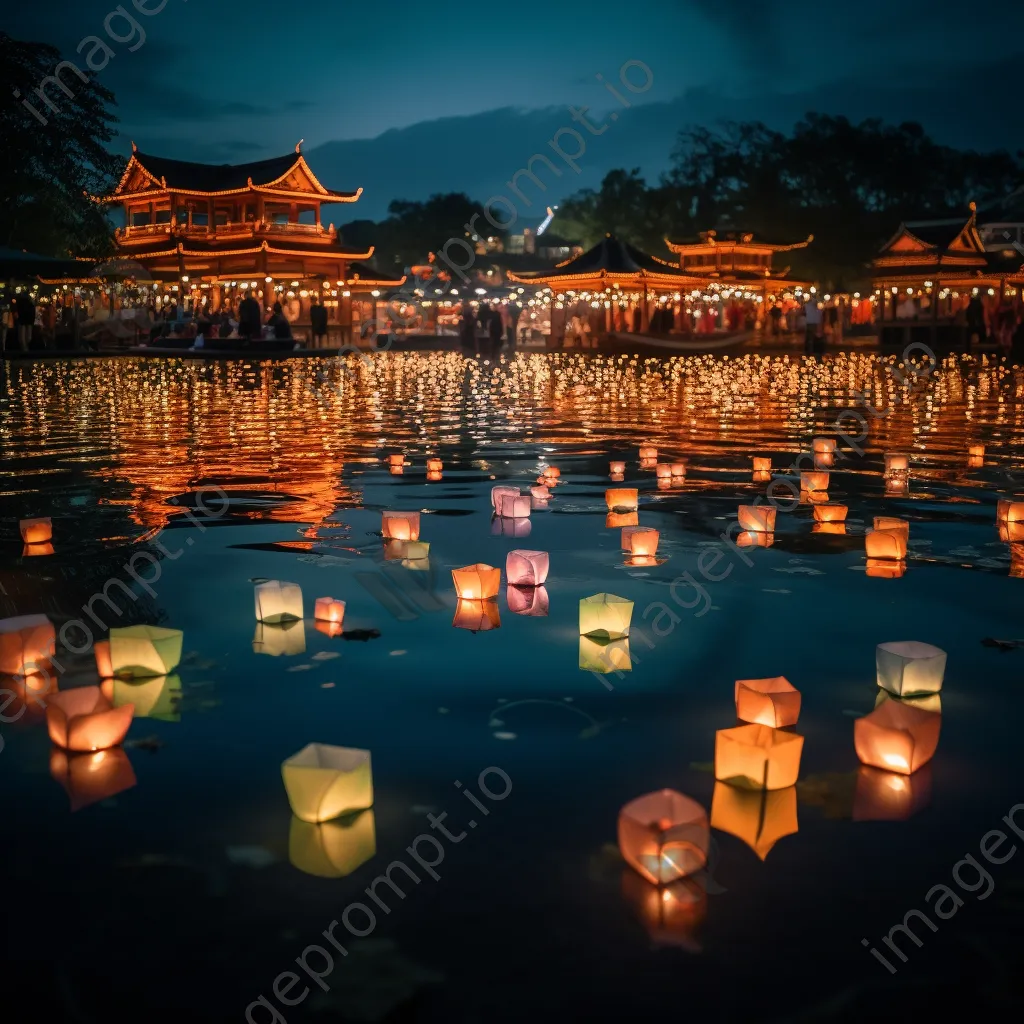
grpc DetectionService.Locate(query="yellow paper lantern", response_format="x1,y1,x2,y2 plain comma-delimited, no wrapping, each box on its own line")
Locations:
800,471,829,492
453,599,501,631
875,640,946,696
289,810,376,878
46,685,134,752
813,503,848,522
618,789,710,884
752,457,771,472
50,747,137,812
865,529,907,560
852,764,932,821
738,505,776,532
622,527,659,556
382,511,421,541
108,625,184,678
282,743,373,823
452,564,501,600
579,593,633,639
854,700,940,775
102,674,181,722
506,550,549,586
579,635,631,674
253,620,306,656
19,517,52,544
254,580,303,623
734,676,801,728
0,614,55,677
606,488,638,511
715,724,803,790
710,781,798,860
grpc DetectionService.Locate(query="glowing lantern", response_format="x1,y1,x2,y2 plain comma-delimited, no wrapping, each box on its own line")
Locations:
753,457,771,472
621,871,706,952
622,526,659,556
542,467,561,479
812,438,836,455
711,781,798,860
382,511,421,541
496,492,532,518
607,511,638,528
492,516,531,537
670,463,687,477
19,517,52,544
866,558,906,578
253,620,306,656
656,464,673,480
314,598,346,629
50,748,137,812
108,625,183,678
854,700,940,775
507,585,549,616
814,451,835,468
640,458,657,471
656,478,672,491
997,499,1024,522
94,640,113,679
753,470,771,484
316,620,343,638
102,674,182,722
814,503,847,522
506,549,549,587
282,743,373,823
579,636,630,673
606,488,638,511
865,528,907,560
5,672,56,719
609,461,626,474
530,485,550,500
390,465,404,476
255,580,303,623
579,593,633,639
609,472,625,483
46,686,134,752
715,724,803,790
289,810,376,878
734,676,801,728
737,530,774,548
853,764,932,821
885,475,909,496
387,454,405,467
885,453,909,474
639,446,658,460
491,485,520,510
876,640,946,696
426,458,443,472
452,564,500,600
22,542,54,557
426,470,442,482
453,599,501,631
801,471,829,492
873,516,908,538
618,789,710,885
738,505,776,532
968,444,985,460
0,614,55,676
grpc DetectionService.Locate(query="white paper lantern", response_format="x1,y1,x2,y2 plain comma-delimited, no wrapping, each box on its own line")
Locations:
255,581,303,623
876,641,947,697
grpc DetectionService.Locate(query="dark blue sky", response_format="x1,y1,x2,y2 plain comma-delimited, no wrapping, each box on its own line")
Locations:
8,0,1024,219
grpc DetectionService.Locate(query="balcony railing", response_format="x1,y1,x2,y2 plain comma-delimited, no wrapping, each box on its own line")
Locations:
118,221,334,241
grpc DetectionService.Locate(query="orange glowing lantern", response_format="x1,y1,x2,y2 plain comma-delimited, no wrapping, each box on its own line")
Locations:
885,453,909,474
382,510,421,541
19,517,52,544
496,492,532,518
387,454,405,468
852,764,932,821
670,462,686,477
314,598,346,629
621,871,706,953
866,557,906,578
22,542,54,557
426,470,442,482
800,471,829,493
530,485,550,500
854,699,940,775
866,528,907,560
711,781,798,860
389,465,404,476
622,526,659,556
315,620,343,638
813,521,846,535
452,564,501,600
999,520,1024,543
655,464,673,480
715,724,803,790
46,686,134,752
542,467,561,480
607,511,638,528
606,488,638,511
997,499,1024,522
734,676,801,728
453,599,501,631
491,485,520,509
95,640,113,679
813,503,848,523
737,530,774,548
506,549,549,587
0,614,55,677
814,451,835,468
609,472,625,483
738,504,776,532
752,457,772,472
618,789,710,885
753,470,771,484
968,444,985,459
639,446,657,460
812,438,836,455
426,458,443,473
873,516,909,538
50,747,137,812
507,585,549,616
3,672,57,721
609,461,626,474
876,640,946,697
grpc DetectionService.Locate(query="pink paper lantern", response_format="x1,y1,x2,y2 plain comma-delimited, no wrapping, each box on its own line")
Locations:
491,485,520,510
506,549,549,587
496,493,532,518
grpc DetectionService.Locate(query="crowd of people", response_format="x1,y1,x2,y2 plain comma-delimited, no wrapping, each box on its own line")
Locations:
458,301,523,353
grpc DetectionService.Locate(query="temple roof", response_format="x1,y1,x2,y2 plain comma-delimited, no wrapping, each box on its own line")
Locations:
345,261,407,287
667,230,813,253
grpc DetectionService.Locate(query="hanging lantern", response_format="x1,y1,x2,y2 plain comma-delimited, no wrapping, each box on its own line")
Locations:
854,700,940,775
255,580,304,623
109,625,184,678
814,503,848,523
94,641,113,679
253,620,306,656
387,454,405,468
0,614,55,676
618,789,710,885
866,558,906,579
314,598,346,629
46,686,134,752
812,438,836,455
50,747,137,812
382,511,421,541
579,635,631,673
734,676,801,728
800,471,829,492
496,492,532,518
452,564,501,600
715,724,804,790
752,457,771,472
885,453,909,474
710,781,798,860
102,674,182,722
876,640,946,696
607,511,638,528
579,593,633,639
506,550,549,587
670,463,687,477
507,585,549,617
737,530,774,548
655,464,673,480
289,809,376,878
606,488,638,511
738,505,776,532
622,527,659,556
491,485,520,510
282,743,373,823
639,446,658,460
852,764,932,821
19,517,52,544
609,461,626,475
453,598,502,631
865,528,907,560
426,458,443,473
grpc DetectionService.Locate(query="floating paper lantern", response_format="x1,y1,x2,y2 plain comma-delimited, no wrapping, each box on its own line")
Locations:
255,580,303,623
46,686,134,752
655,464,673,480
853,764,932,821
19,517,52,544
885,453,909,474
813,521,846,535
715,724,803,790
753,457,772,472
813,503,848,523
873,516,908,538
866,558,906,579
426,470,442,482
607,511,638,528
814,451,835,468
656,478,673,491
639,446,657,460
639,457,658,471
452,563,501,600
622,526,659,557
968,444,985,459
496,492,532,518
609,461,626,474
0,614,54,676
109,625,183,679
579,593,633,639
752,470,771,484
618,789,710,885
289,810,376,878
854,700,940,775
865,528,907,560
253,620,306,656
813,438,836,455
606,488,638,511
491,516,531,537
670,463,687,477
426,458,443,473
387,454,405,467
876,640,946,696
738,505,776,532
737,530,774,548
491,485,520,510
801,471,829,492
102,674,181,722
453,598,501,631
530,485,550,500
711,781,798,860
381,510,421,541
621,871,706,953
579,635,630,673
506,549,549,587
507,585,549,617
50,747,137,812
997,499,1024,522
734,676,801,728
314,598,346,628
282,743,373,823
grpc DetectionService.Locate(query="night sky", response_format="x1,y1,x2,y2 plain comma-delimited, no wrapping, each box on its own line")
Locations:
7,0,1024,220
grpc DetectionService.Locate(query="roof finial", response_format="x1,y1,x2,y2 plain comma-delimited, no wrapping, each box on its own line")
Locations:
131,141,137,154
968,200,977,213
296,139,304,154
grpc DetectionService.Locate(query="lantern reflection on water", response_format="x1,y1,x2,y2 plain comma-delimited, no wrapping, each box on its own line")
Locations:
813,522,846,535
426,458,443,473
492,516,532,538
876,641,946,697
579,635,631,674
426,470,442,482
496,492,532,518
814,503,848,523
866,558,906,579
738,505,775,533
753,470,771,484
607,511,638,528
314,598,346,629
715,724,803,790
94,641,113,679
876,687,942,715
506,550,549,587
453,599,501,631
579,593,633,639
621,527,659,557
530,485,550,500
609,472,625,483
711,781,798,860
4,672,57,719
254,620,306,657
22,542,54,557
109,625,184,678
0,614,55,677
382,511,421,541
606,488,638,511
289,810,376,878
997,499,1024,523
618,789,710,885
621,870,706,953
282,743,373,823
814,451,835,468
854,699,940,775
507,585,549,617
50,747,137,812
874,516,909,538
734,676,801,728
670,462,686,477
46,686,134,752
255,580,303,623
853,764,933,821
736,530,774,548
387,454,405,468
865,528,907,560
102,674,182,722
452,564,501,600
19,517,52,544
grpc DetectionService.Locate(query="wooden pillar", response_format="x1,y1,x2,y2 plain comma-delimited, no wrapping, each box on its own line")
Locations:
641,283,650,332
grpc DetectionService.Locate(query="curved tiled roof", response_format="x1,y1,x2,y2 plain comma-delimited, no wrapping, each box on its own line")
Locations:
133,152,302,192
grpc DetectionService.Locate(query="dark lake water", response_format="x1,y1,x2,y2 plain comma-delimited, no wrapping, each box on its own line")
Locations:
2,351,1023,1023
